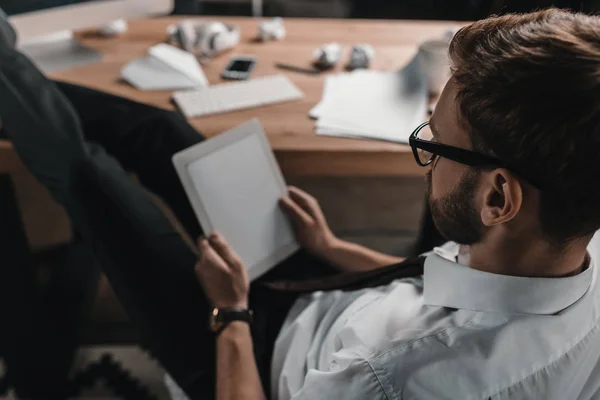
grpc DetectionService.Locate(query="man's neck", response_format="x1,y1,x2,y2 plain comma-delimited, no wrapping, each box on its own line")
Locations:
468,236,590,278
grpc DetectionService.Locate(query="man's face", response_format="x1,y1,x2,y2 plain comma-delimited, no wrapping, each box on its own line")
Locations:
427,80,484,245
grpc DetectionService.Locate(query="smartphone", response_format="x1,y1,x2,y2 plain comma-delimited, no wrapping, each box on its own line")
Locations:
221,55,257,80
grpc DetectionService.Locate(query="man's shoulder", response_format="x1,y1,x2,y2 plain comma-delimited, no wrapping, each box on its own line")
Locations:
360,306,483,365
334,304,482,396
357,308,600,400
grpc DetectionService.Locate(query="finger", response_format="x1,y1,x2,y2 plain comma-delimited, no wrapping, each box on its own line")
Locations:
196,236,206,249
280,196,313,226
280,196,313,224
209,233,243,270
288,186,318,214
198,240,229,272
197,236,210,255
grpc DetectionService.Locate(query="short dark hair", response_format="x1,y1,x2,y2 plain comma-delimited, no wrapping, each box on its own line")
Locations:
449,9,600,245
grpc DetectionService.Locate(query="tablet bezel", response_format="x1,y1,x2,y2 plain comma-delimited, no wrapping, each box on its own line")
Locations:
172,119,299,281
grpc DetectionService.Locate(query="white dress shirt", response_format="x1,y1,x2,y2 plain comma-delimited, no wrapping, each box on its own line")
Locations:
271,237,600,400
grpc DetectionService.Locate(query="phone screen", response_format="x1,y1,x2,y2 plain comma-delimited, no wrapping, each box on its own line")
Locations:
228,60,255,73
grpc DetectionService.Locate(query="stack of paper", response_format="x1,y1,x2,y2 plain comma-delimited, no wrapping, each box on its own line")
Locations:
310,54,427,144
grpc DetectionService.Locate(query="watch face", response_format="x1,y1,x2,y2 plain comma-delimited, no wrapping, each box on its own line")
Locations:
210,308,222,332
209,307,253,333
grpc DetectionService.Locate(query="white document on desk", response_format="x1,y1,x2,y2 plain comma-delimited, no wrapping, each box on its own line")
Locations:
312,54,427,144
315,117,390,139
121,57,201,91
148,44,208,87
121,44,208,91
309,73,357,119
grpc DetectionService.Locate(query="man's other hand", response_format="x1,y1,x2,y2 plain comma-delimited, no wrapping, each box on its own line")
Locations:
195,233,249,309
279,186,338,258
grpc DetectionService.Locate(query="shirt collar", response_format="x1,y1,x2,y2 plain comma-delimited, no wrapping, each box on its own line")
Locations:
423,250,594,315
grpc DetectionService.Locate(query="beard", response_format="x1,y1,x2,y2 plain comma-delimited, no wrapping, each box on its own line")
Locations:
427,169,484,245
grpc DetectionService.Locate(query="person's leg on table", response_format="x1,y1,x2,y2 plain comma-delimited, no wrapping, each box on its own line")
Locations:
53,81,204,238
53,81,342,398
0,42,218,398
51,82,340,284
0,42,337,399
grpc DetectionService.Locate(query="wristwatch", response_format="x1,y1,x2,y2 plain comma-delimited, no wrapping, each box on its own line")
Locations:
210,307,254,336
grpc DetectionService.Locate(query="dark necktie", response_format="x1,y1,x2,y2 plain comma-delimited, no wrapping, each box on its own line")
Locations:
261,256,426,293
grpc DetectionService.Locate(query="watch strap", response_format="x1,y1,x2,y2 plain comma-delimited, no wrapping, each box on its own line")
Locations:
212,308,254,336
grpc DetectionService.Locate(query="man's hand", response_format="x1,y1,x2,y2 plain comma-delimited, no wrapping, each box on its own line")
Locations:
280,186,404,272
198,237,264,400
195,233,249,309
279,186,338,258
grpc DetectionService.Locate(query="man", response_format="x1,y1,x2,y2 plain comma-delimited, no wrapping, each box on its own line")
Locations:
203,9,600,400
2,8,600,400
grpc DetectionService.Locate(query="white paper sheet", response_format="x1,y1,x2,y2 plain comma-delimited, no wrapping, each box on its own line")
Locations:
316,116,393,137
121,44,209,91
309,73,358,119
148,44,208,87
121,57,201,91
312,54,428,144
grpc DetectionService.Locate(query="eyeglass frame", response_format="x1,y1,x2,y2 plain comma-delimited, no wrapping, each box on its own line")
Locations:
408,121,541,189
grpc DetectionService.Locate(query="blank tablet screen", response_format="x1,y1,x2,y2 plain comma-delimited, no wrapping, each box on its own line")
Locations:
186,133,296,274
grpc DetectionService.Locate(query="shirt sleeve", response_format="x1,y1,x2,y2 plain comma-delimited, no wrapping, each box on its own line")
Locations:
291,349,391,400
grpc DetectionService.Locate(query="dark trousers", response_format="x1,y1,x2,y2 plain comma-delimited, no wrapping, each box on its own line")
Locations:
0,43,333,399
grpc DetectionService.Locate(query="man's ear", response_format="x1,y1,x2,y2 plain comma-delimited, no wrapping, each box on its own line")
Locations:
480,169,523,227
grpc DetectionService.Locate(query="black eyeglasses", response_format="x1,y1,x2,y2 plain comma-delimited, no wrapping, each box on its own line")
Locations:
409,121,506,168
409,121,542,189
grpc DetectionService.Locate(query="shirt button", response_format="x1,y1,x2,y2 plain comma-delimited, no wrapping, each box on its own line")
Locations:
329,360,340,371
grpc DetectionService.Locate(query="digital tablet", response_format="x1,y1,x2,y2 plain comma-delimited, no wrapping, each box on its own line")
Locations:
172,119,299,281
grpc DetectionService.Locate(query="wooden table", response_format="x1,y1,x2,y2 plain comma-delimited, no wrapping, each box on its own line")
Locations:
48,16,458,177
